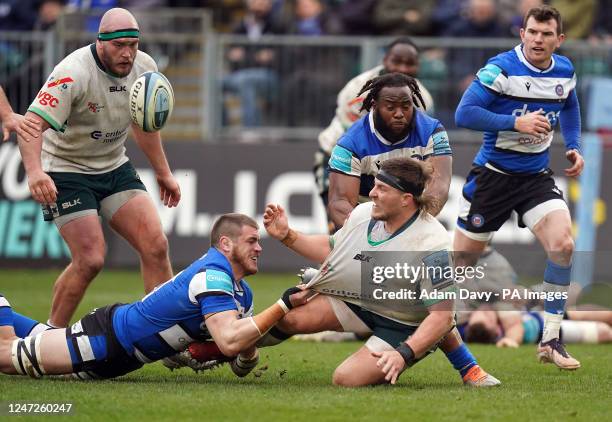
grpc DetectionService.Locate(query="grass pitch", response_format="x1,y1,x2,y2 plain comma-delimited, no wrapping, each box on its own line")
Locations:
0,269,610,421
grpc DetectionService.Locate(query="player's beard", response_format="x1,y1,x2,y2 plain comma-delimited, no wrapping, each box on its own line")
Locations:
232,248,258,277
374,109,412,143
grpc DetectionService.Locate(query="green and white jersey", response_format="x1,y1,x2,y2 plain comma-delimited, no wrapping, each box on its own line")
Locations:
306,202,455,326
29,44,157,173
317,65,434,155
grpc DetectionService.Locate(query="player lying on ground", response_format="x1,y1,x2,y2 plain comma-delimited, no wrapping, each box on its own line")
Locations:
462,305,612,347
0,213,308,380
258,157,500,387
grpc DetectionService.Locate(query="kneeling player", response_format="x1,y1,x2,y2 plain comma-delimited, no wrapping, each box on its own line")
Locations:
0,214,307,380
260,158,500,387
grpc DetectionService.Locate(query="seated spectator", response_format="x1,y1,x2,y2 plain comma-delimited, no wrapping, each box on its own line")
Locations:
373,0,436,36
0,0,39,30
222,0,286,127
284,0,343,36
335,0,376,36
280,0,352,126
35,0,66,31
444,0,509,93
508,0,543,37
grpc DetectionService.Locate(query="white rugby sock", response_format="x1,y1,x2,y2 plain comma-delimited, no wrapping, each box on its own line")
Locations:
541,312,563,343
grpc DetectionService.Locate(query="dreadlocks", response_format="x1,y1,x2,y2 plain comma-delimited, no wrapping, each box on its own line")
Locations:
357,72,425,113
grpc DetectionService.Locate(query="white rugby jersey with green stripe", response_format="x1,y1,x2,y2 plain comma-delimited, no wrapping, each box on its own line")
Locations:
306,202,456,326
29,44,157,173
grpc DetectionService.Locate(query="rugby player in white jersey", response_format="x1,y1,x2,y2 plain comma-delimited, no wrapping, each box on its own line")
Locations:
260,157,498,386
16,8,181,328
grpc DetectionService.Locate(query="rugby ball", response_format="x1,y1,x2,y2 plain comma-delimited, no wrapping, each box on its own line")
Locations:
129,71,174,132
188,341,235,363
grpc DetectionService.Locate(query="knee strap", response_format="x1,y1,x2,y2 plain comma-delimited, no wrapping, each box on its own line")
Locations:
11,335,45,378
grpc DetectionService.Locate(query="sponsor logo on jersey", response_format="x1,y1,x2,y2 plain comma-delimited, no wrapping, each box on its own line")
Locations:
37,91,59,108
525,81,531,91
555,84,564,96
47,77,74,89
90,128,126,143
87,102,104,113
109,85,127,93
353,253,373,262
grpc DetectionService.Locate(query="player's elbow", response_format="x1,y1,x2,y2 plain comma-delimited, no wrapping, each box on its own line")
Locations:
455,105,471,128
214,335,242,358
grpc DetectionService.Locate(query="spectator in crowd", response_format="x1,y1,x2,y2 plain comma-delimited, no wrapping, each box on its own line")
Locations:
591,0,612,42
445,0,509,93
0,0,38,30
34,0,66,31
280,0,347,126
507,0,543,37
284,0,343,36
65,0,117,32
373,0,435,36
431,0,467,35
335,0,376,36
550,0,596,40
223,0,286,127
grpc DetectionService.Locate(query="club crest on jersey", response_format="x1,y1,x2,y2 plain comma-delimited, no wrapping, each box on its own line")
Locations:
470,214,485,228
555,84,564,96
87,102,104,113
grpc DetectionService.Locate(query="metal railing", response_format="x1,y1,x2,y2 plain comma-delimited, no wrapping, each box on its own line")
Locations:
211,35,612,141
2,16,611,142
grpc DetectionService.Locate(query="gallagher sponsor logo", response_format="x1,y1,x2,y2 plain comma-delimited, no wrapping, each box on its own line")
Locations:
47,77,74,89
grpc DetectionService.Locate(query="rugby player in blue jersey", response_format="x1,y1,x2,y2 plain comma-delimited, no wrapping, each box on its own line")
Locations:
0,214,308,379
325,73,499,387
454,5,583,369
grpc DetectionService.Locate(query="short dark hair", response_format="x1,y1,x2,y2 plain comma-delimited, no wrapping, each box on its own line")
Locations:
210,213,258,247
523,5,563,35
358,72,425,113
379,157,437,213
465,322,497,344
386,37,418,54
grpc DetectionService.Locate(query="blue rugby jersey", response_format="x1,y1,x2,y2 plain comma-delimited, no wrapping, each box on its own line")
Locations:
112,247,253,363
456,44,580,174
328,109,451,197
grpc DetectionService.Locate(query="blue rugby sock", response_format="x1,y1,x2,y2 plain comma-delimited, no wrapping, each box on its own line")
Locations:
542,259,571,342
0,294,13,327
13,312,48,338
446,344,477,378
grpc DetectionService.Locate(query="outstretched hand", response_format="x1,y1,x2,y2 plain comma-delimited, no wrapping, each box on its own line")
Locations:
263,203,289,240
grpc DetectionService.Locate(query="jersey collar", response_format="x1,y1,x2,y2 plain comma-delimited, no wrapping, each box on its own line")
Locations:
515,44,555,74
90,43,125,78
366,209,421,246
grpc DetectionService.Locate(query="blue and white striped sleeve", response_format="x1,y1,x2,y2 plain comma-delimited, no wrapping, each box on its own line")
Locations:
188,269,237,315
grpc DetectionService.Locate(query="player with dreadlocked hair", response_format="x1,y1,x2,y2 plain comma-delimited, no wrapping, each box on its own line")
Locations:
321,72,501,387
358,72,426,114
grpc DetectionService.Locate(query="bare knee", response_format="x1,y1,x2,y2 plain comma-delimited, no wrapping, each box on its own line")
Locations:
548,235,574,264
72,251,105,280
332,366,372,387
140,232,169,261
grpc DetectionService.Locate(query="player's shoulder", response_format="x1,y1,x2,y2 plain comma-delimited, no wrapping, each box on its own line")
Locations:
416,212,451,245
53,45,93,76
338,114,370,151
346,65,383,91
346,202,374,225
551,53,575,75
133,50,158,73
